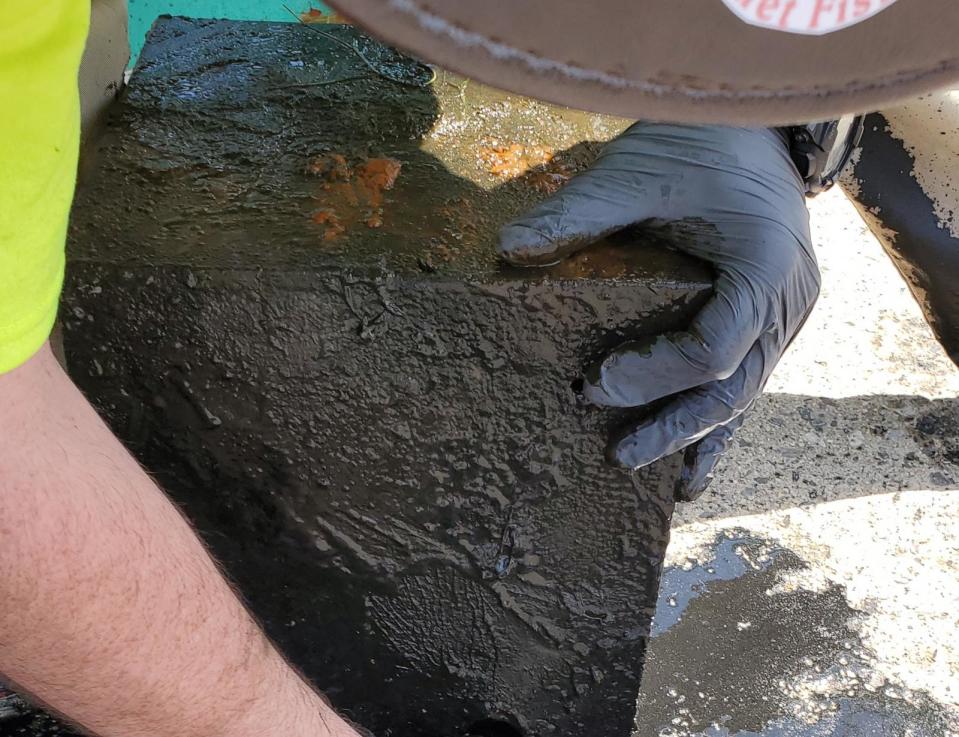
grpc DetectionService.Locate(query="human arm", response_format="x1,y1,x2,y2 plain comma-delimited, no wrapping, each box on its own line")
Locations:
1,4,363,735
499,123,820,500
0,344,363,737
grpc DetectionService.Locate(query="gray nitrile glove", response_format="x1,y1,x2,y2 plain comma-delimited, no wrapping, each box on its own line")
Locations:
499,123,820,501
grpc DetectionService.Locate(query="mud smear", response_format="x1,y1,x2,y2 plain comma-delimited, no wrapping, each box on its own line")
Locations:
635,531,957,737
71,18,709,287
842,113,959,364
0,693,81,737
59,18,715,737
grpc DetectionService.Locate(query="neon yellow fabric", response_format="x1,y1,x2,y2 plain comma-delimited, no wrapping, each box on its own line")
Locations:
0,0,89,373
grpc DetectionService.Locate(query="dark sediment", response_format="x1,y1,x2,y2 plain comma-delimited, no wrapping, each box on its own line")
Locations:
29,18,713,737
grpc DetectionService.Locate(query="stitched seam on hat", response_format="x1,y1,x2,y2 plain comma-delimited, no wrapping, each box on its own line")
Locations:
388,0,959,100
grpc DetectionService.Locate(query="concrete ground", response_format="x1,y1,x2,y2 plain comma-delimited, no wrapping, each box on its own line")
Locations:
635,187,959,737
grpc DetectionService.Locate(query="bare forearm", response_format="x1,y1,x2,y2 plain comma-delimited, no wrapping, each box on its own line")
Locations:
0,344,357,737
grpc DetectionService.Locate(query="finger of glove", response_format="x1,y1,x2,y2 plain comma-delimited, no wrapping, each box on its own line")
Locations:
607,335,769,471
498,166,659,266
583,272,760,407
674,411,747,502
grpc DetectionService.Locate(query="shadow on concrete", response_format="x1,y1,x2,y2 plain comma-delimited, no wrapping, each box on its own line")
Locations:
676,393,959,525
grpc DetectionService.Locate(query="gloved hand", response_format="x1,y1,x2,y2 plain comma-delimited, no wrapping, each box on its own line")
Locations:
499,123,820,501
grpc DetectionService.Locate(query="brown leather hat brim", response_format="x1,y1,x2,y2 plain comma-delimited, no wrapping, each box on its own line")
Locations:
329,0,959,124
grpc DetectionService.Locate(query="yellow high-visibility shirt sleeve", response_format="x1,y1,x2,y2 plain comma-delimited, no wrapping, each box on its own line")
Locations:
0,0,90,373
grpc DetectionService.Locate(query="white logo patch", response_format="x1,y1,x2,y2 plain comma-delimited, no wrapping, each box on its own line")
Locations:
721,0,898,35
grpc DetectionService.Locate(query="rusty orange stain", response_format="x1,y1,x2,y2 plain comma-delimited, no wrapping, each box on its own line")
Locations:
311,208,345,240
305,154,402,241
357,158,402,193
479,143,555,179
299,7,351,24
355,158,402,209
525,170,571,195
306,153,350,180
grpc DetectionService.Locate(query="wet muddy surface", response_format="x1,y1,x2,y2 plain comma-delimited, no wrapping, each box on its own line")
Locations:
635,531,957,737
72,17,706,287
51,18,714,737
0,696,77,737
843,113,959,362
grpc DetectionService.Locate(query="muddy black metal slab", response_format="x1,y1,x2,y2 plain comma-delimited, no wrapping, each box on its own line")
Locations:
61,18,712,737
